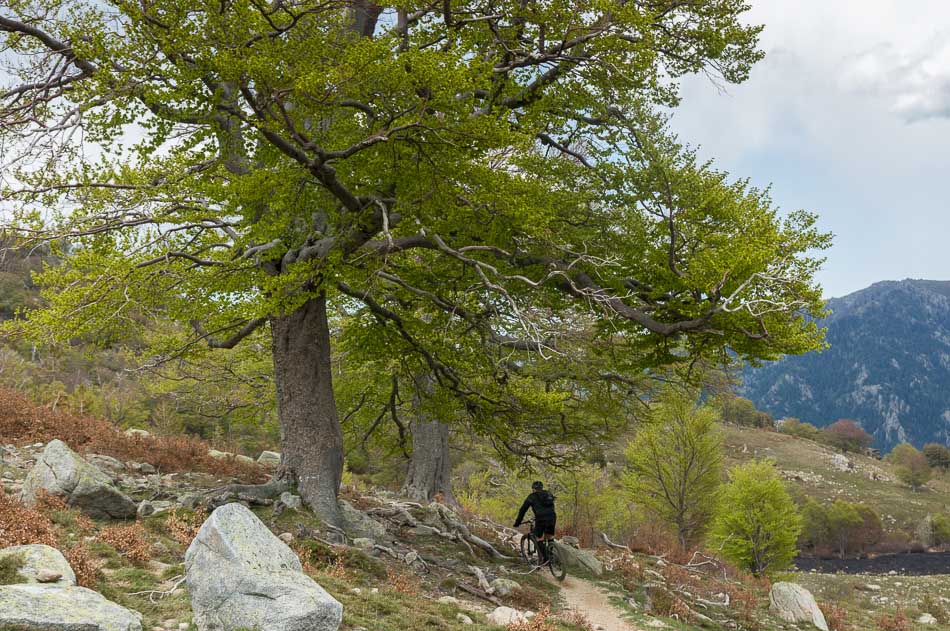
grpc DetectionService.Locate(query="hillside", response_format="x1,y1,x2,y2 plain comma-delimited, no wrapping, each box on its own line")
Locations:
6,392,950,630
743,279,950,451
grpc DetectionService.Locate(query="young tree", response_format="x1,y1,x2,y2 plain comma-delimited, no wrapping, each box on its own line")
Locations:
825,500,864,558
623,390,722,548
894,449,932,491
822,419,873,453
711,460,802,576
1,0,829,523
922,443,950,470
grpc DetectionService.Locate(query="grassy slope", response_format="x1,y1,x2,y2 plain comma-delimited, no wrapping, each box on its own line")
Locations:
721,425,950,534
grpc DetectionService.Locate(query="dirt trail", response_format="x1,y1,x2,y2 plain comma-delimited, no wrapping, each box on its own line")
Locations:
555,575,641,631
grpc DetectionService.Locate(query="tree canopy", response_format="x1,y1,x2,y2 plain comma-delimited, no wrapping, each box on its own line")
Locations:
1,0,830,522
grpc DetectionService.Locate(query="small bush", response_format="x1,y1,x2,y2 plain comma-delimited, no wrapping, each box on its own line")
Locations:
64,544,100,587
820,601,852,631
0,491,58,547
919,594,949,624
164,508,206,547
875,610,910,631
646,585,690,619
99,523,151,565
507,606,556,631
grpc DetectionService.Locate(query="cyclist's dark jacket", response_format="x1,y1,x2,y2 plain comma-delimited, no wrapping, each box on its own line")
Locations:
513,490,556,526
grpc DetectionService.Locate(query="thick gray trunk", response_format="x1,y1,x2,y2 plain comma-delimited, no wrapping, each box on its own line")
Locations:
402,418,456,504
270,293,344,527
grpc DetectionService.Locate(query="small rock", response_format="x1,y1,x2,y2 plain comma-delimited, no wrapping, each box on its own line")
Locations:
35,568,63,583
487,606,526,626
124,428,151,438
235,454,255,465
644,620,667,628
140,462,157,475
919,613,938,625
207,449,233,460
2,471,15,480
279,492,303,511
258,451,282,467
340,500,388,540
352,538,375,551
278,532,295,544
456,613,473,625
489,578,521,597
560,535,580,548
438,596,460,606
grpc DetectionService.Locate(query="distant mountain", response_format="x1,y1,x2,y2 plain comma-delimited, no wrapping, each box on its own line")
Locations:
742,279,950,451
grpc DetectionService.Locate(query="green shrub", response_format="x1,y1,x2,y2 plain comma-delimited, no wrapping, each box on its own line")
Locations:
710,460,801,576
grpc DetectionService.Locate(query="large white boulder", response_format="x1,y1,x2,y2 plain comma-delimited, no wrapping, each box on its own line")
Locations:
0,544,76,586
769,582,828,630
0,583,142,630
185,502,342,631
21,440,137,520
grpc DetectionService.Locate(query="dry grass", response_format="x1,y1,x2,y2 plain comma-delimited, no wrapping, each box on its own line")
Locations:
0,490,58,547
0,388,262,481
165,508,206,547
64,544,101,587
507,607,556,631
875,609,910,631
821,600,853,631
99,523,151,565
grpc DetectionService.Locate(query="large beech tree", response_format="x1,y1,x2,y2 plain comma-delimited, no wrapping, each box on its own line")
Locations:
1,0,828,525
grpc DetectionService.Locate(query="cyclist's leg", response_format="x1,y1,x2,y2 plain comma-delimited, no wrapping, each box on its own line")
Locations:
532,521,549,563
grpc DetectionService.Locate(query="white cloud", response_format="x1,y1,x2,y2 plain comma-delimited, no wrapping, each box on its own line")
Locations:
667,0,950,298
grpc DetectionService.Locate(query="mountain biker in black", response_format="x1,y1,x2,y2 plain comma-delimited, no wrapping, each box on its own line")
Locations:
513,481,557,563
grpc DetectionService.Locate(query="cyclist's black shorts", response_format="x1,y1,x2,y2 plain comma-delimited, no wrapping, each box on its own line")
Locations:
533,517,556,538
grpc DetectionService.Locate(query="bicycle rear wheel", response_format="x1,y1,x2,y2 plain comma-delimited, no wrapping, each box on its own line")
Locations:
520,533,539,565
548,543,566,581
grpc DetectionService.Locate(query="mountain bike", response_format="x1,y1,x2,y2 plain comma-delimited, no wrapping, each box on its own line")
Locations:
519,519,566,580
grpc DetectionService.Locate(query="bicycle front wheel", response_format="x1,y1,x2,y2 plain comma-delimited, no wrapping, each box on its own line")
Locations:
548,543,566,581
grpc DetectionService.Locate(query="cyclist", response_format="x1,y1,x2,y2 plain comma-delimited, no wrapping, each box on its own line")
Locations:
513,481,557,564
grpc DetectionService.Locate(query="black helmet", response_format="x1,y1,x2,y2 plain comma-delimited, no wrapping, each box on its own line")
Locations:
531,481,544,491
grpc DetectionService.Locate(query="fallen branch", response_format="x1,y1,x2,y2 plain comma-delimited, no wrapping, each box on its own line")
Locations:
600,532,631,552
128,575,187,603
457,582,503,607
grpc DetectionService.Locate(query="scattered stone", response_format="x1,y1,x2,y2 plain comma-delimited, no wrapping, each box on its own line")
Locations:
0,545,75,586
919,613,938,625
830,453,853,472
438,596,461,606
139,462,157,475
185,502,343,631
489,578,521,597
21,440,137,520
351,538,374,551
644,620,667,628
1,471,13,480
207,449,233,460
87,454,127,475
0,583,143,630
279,532,295,544
258,451,282,467
124,428,151,439
560,535,580,548
280,492,303,511
235,454,255,465
456,613,473,625
487,606,527,626
340,500,388,540
769,582,828,631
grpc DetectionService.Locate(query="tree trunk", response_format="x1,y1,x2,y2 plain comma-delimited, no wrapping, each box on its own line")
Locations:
402,418,456,504
270,292,344,527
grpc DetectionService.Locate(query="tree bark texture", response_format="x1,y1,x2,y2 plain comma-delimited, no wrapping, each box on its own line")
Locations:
270,292,344,526
402,391,456,504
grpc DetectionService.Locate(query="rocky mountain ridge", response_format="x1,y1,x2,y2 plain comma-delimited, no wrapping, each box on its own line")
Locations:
743,279,950,451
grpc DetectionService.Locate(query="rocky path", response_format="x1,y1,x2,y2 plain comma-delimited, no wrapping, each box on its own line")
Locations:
556,575,640,631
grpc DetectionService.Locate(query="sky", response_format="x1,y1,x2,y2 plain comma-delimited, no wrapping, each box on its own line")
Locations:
669,0,950,299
